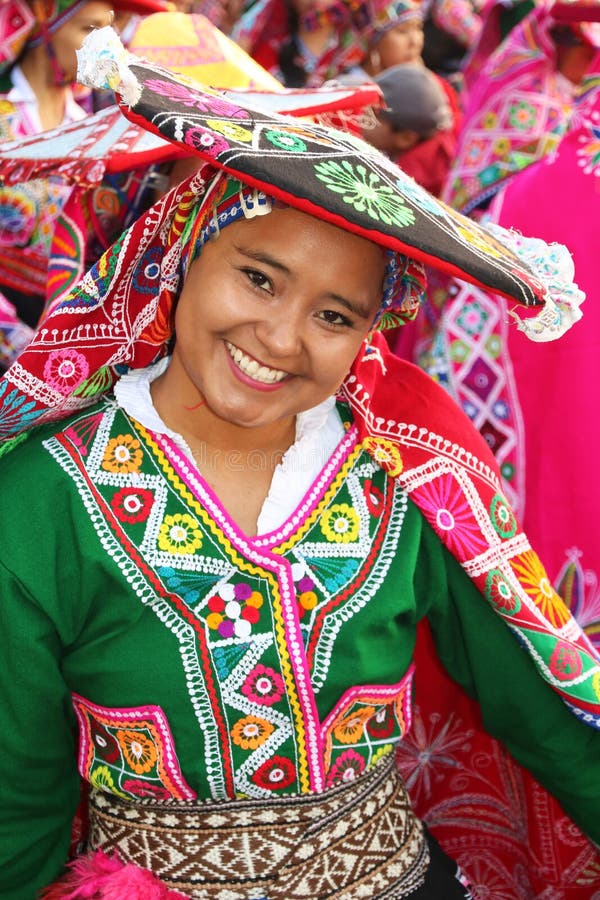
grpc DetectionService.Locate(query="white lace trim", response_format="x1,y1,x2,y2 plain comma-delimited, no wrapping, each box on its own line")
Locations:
483,221,585,342
114,360,345,535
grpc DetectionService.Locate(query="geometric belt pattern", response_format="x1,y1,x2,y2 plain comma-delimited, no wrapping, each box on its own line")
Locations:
88,757,428,899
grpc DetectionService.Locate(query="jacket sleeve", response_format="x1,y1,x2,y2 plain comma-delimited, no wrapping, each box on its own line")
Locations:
0,559,81,900
415,517,600,845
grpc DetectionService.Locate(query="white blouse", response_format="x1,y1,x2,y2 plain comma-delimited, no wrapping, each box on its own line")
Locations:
115,359,345,535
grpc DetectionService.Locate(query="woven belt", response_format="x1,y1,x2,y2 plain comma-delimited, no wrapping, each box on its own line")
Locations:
88,756,428,899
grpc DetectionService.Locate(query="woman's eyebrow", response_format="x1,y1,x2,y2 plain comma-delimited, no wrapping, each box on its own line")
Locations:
234,244,373,317
234,244,291,274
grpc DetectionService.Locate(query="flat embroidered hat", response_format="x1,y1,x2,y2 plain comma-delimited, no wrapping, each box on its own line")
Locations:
75,26,583,343
0,25,586,447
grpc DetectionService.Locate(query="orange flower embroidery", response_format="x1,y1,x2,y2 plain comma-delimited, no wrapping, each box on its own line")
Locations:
362,436,403,477
510,550,571,629
102,434,143,474
230,716,274,750
116,730,158,775
333,706,376,744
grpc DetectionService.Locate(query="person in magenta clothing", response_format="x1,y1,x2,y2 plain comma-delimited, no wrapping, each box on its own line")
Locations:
0,26,599,900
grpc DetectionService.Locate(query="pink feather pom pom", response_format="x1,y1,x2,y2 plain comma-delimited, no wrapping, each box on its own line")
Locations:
40,850,188,899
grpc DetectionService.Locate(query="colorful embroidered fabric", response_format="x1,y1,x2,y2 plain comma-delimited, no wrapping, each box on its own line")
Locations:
2,340,600,896
0,83,75,299
402,622,600,898
391,51,600,897
0,289,33,370
443,1,576,213
412,56,600,650
0,1,34,73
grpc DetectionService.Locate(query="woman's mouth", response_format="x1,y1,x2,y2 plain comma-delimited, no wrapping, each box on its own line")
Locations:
225,341,289,385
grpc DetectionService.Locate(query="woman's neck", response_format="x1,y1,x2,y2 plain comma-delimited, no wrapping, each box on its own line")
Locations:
19,48,69,131
150,368,297,460
150,370,297,536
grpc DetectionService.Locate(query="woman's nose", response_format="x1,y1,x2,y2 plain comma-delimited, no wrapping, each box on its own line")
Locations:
254,306,303,358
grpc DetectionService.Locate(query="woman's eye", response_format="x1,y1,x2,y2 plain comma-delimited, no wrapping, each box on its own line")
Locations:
242,268,273,293
319,309,352,327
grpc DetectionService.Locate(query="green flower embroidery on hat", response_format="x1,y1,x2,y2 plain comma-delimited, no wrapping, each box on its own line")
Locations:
265,130,307,152
313,161,415,227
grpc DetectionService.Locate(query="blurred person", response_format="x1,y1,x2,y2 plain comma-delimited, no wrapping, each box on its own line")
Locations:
232,0,372,86
421,0,483,85
444,0,599,214
362,62,459,196
362,0,425,73
0,0,168,361
359,0,463,164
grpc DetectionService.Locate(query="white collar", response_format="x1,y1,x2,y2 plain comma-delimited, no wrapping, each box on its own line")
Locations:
114,359,345,535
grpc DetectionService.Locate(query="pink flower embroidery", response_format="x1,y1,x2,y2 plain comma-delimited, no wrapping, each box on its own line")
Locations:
411,473,488,559
43,348,89,396
326,749,365,787
145,80,249,118
184,127,229,158
241,664,285,706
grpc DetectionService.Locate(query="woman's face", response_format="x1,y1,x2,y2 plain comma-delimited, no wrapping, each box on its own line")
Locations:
168,206,386,433
51,1,114,83
376,20,424,68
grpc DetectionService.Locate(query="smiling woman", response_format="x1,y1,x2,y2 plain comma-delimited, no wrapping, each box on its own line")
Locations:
151,200,386,533
0,29,599,900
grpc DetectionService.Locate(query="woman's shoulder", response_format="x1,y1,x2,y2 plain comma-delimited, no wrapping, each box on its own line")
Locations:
0,397,115,485
344,333,501,475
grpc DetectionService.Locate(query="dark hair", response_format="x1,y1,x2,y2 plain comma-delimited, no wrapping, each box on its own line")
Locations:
277,0,309,87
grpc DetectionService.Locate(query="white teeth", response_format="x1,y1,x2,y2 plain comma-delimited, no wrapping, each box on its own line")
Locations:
225,342,288,384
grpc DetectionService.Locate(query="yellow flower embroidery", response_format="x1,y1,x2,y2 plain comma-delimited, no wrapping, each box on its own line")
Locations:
89,765,127,798
158,513,203,555
116,730,158,775
101,434,143,473
456,225,504,258
205,118,253,142
333,706,376,744
593,671,600,702
362,436,403,477
231,715,274,750
90,764,115,792
371,744,394,767
493,137,511,155
320,503,360,543
510,550,571,629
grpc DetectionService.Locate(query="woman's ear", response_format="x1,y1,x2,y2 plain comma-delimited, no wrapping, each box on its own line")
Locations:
392,129,421,151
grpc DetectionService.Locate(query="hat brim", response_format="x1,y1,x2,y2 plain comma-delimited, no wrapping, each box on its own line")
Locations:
116,60,547,308
0,83,382,186
113,0,172,14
